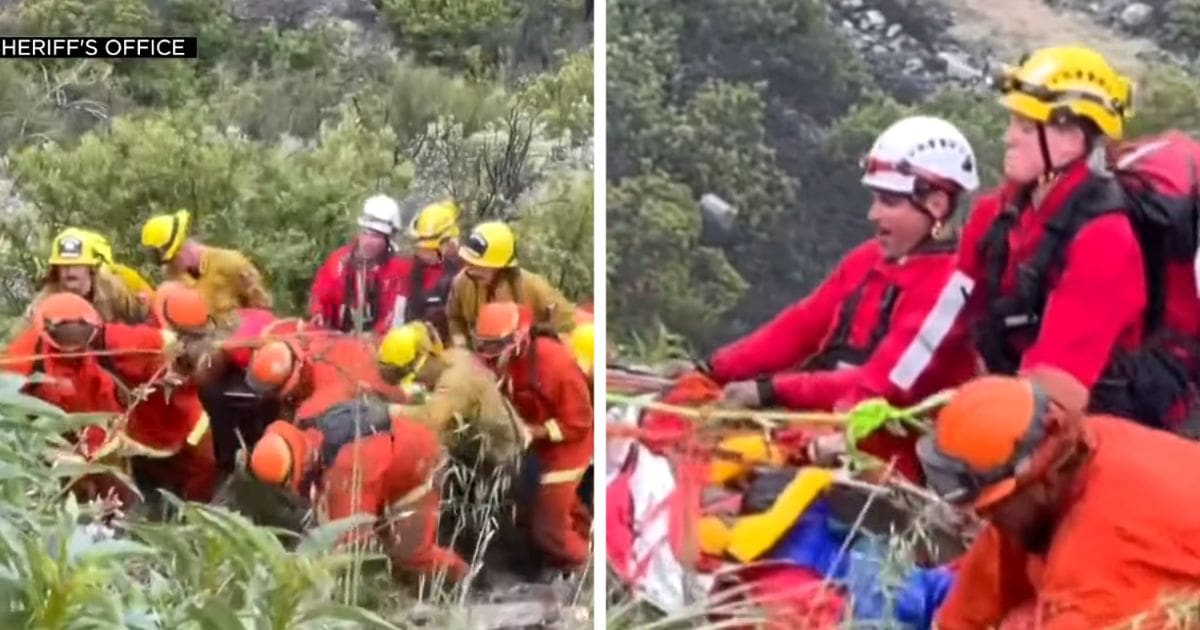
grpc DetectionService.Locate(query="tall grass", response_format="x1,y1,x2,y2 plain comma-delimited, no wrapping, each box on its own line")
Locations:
0,369,593,628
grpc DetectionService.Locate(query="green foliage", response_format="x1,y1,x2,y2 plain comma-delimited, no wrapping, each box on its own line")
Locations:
0,0,591,320
0,376,399,627
375,0,520,78
1166,0,1200,58
1126,65,1200,137
608,0,890,348
514,170,594,302
518,49,594,143
5,105,412,314
607,175,746,343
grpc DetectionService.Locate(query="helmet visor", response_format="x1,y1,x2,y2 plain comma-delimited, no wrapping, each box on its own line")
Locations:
45,320,98,352
473,333,515,358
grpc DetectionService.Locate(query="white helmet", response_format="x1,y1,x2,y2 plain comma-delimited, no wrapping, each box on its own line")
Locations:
861,116,980,195
358,194,401,235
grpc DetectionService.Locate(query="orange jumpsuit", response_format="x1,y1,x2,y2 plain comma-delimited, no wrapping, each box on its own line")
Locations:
265,412,467,581
3,323,214,501
284,333,403,423
501,335,593,568
937,416,1200,629
102,330,215,503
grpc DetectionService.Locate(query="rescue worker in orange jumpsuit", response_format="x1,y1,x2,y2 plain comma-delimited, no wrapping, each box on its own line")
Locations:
245,331,403,425
248,399,468,582
98,283,218,503
2,290,214,502
919,375,1200,629
141,210,272,324
405,200,463,341
882,47,1145,416
475,301,592,570
680,116,982,481
309,194,414,337
446,222,576,348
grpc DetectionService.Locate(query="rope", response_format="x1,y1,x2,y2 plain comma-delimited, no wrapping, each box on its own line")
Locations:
604,392,848,427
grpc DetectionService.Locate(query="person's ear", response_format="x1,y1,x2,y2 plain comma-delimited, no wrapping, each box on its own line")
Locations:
922,190,952,222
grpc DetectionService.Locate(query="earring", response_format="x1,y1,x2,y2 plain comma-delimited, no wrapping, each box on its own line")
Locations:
931,221,947,240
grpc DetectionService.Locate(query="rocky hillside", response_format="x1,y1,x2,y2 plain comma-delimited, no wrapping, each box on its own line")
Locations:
829,0,1177,102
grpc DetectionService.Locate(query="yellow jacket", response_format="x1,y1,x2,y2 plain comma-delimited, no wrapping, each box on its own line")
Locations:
390,348,525,464
106,262,153,297
446,268,575,346
169,246,271,323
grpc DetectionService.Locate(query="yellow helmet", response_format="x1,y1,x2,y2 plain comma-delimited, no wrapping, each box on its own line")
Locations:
567,322,594,375
140,210,191,263
997,46,1133,140
48,227,106,267
409,200,462,250
378,322,444,375
460,221,517,269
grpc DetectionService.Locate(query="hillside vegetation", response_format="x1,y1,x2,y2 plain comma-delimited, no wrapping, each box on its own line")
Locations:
0,0,594,626
607,0,1200,354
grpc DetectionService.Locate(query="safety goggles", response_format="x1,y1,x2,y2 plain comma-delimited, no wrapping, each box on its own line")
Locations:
44,320,99,351
472,333,515,358
994,71,1127,118
861,157,961,194
916,388,1049,507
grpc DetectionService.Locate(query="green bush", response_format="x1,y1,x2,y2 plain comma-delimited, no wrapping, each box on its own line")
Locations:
5,105,413,315
607,175,746,343
0,0,591,322
374,0,520,78
0,373,397,627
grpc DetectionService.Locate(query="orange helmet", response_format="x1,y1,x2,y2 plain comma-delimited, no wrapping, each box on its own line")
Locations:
248,420,313,492
34,292,102,351
152,282,210,333
473,301,532,358
246,339,305,397
916,376,1077,510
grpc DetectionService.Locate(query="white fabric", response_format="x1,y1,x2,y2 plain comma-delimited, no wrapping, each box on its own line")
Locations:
889,269,975,390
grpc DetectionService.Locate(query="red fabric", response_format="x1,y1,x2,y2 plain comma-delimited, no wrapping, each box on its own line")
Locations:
3,327,123,415
639,372,722,455
709,240,977,411
503,338,593,474
224,308,277,370
415,259,445,294
529,480,591,567
720,565,846,630
308,243,414,336
606,463,636,579
937,416,1200,630
104,324,217,501
955,163,1147,388
319,416,466,581
291,333,403,421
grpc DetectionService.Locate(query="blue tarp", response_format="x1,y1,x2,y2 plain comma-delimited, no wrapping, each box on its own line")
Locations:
766,498,955,629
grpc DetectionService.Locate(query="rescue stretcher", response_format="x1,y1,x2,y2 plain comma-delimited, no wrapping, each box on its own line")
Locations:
605,366,977,629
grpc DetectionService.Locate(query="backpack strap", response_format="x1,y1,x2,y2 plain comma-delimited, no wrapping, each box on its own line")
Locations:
975,179,1125,373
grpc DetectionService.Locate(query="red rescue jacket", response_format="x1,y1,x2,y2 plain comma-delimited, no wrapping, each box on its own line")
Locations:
709,239,978,410
309,242,413,337
955,161,1146,389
